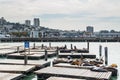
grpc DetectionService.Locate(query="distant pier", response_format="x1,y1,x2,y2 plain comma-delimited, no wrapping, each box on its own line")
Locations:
0,37,120,42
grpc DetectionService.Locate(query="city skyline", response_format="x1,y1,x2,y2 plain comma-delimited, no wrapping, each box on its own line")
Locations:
0,0,120,31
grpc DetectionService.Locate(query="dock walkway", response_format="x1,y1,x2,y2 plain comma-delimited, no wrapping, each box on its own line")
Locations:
0,64,35,73
7,51,56,59
0,59,50,67
47,77,86,80
59,53,96,58
35,67,112,80
0,73,23,80
54,63,94,69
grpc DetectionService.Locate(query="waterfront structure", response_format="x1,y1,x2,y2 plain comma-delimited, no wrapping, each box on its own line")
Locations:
30,29,39,38
95,32,120,38
25,20,31,27
34,18,40,27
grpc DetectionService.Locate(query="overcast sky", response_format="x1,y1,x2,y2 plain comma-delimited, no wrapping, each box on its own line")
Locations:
0,0,120,31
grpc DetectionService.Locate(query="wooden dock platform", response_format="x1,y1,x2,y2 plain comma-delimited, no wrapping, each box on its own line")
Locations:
54,63,94,69
47,77,86,80
59,53,96,58
0,49,17,56
35,67,112,80
0,73,23,80
0,46,24,57
60,49,89,53
7,53,45,60
29,49,56,52
0,64,35,73
0,59,50,67
7,51,56,60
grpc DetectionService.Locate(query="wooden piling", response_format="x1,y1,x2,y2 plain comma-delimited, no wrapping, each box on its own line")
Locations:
71,44,73,49
41,44,44,49
87,42,89,51
45,49,48,61
49,42,51,48
56,47,59,58
99,45,102,58
33,42,35,49
17,46,19,53
105,47,108,65
24,53,28,65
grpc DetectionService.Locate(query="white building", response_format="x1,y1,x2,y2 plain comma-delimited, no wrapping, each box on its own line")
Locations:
30,30,39,38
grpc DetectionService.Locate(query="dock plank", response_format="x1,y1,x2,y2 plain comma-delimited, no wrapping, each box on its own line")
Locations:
47,77,86,80
54,63,94,69
35,67,112,80
0,64,35,73
59,53,96,58
0,73,23,80
7,51,56,59
0,59,50,67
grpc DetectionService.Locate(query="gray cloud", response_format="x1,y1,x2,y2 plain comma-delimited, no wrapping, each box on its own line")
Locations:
0,0,120,31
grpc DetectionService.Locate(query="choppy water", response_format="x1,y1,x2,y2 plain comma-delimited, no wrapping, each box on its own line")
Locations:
0,42,119,80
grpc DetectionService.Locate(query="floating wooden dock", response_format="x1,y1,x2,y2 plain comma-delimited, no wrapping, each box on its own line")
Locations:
29,49,56,52
35,67,112,80
0,72,23,80
54,63,93,69
60,49,89,53
47,77,86,80
0,49,17,57
0,59,50,68
0,64,35,73
7,53,45,60
7,51,56,60
0,46,24,57
59,53,96,58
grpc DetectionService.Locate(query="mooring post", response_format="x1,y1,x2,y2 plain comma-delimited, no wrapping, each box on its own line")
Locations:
71,44,73,49
24,52,28,65
56,47,59,58
41,44,44,49
45,49,48,61
49,42,51,48
87,42,89,51
28,47,30,54
64,44,67,49
105,47,108,65
17,46,19,53
99,45,102,58
33,42,35,49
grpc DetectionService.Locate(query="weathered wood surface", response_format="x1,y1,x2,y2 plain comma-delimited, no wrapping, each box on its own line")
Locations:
8,53,44,57
0,49,16,55
47,77,86,80
0,59,50,67
59,53,96,58
28,49,56,52
35,67,112,80
0,64,35,73
54,63,93,69
7,51,56,59
0,73,22,80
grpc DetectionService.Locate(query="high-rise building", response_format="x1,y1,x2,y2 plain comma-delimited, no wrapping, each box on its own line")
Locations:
0,17,7,25
86,26,94,33
25,20,31,26
34,18,40,27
